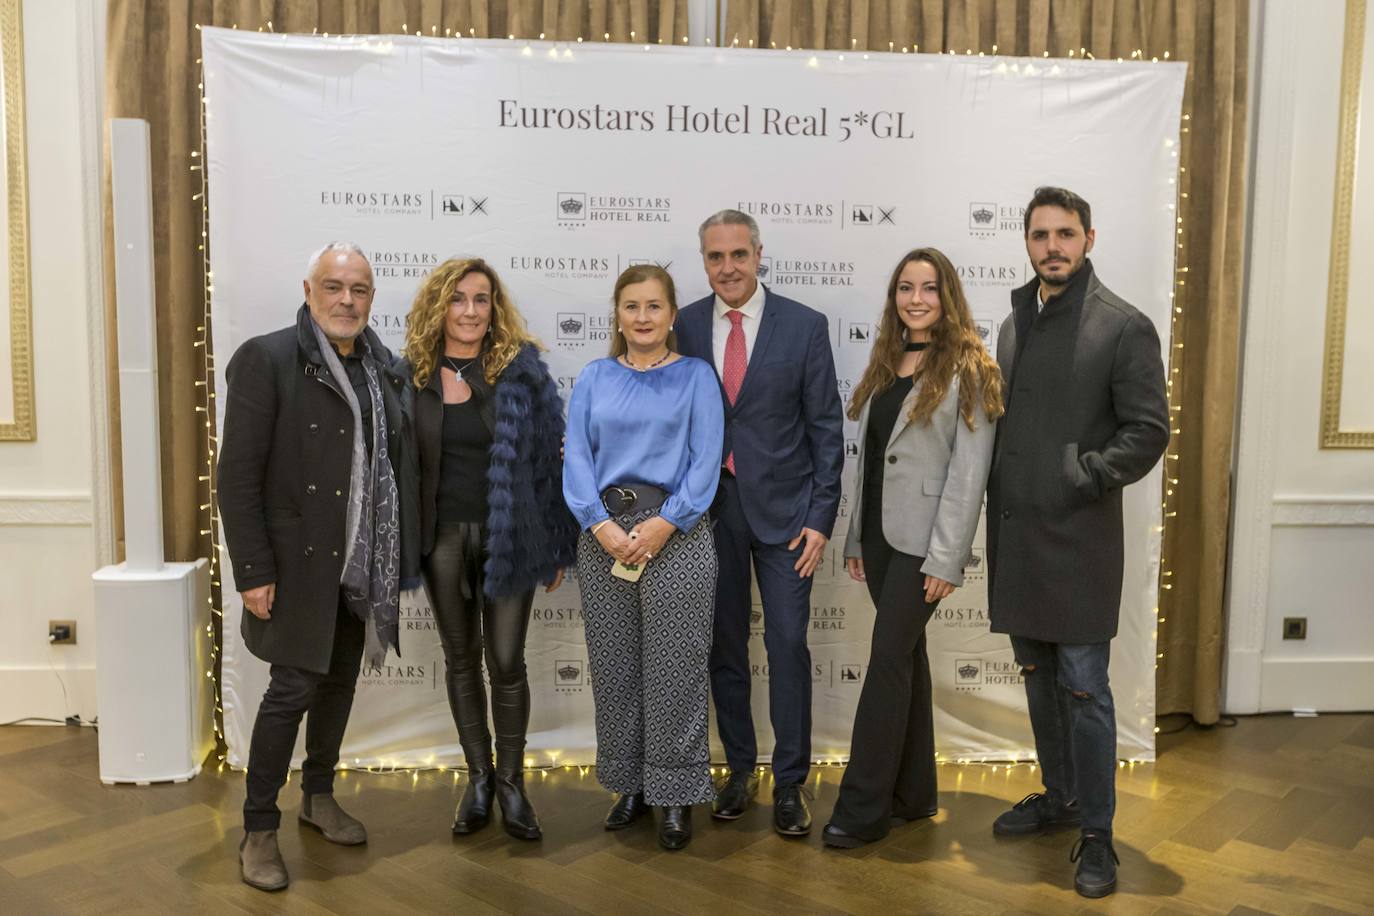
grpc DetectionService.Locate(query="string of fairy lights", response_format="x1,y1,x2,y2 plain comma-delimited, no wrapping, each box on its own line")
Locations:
189,22,1191,776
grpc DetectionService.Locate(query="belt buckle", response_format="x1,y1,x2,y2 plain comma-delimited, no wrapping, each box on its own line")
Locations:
610,486,638,513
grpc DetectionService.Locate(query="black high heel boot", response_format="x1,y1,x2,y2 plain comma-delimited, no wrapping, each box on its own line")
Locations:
452,758,495,834
494,748,541,840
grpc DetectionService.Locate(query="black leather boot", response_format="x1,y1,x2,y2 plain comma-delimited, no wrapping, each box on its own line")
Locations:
494,748,541,840
453,760,495,834
658,806,692,850
604,792,648,830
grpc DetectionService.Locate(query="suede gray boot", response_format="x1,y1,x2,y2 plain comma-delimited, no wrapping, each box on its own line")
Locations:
239,829,289,891
299,793,367,845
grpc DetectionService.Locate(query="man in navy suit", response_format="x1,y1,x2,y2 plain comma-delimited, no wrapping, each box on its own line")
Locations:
676,209,844,836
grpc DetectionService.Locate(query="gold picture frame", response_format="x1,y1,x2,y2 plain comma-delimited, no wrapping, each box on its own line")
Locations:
1322,0,1374,448
0,0,32,440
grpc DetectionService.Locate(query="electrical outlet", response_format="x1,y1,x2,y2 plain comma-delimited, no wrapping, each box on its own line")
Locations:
1282,617,1307,640
48,620,76,645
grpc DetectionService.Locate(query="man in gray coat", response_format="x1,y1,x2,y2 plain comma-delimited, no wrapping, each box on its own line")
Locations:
986,187,1169,898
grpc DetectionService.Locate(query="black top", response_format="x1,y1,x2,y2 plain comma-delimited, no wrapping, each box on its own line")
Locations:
335,342,373,453
437,397,492,523
863,374,915,536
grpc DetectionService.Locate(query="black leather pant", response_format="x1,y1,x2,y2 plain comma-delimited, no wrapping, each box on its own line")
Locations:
421,523,535,770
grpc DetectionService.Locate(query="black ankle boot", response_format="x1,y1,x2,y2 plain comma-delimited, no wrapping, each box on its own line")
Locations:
453,764,495,834
658,806,692,850
494,752,541,840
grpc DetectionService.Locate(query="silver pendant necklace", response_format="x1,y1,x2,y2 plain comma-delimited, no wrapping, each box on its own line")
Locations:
442,355,477,381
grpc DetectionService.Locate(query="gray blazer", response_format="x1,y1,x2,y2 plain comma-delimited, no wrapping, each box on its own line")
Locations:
844,375,996,586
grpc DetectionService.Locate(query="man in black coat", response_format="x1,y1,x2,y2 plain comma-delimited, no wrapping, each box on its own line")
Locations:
219,242,411,892
986,188,1169,899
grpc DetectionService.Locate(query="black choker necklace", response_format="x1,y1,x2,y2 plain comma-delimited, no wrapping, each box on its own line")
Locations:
904,341,930,352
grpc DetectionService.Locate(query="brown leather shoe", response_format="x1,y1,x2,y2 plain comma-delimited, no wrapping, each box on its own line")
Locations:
299,793,367,845
239,830,289,891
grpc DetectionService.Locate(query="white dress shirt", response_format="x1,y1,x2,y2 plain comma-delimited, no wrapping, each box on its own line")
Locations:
712,281,766,380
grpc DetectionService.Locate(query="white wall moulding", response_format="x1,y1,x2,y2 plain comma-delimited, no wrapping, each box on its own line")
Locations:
1322,0,1374,448
1226,0,1307,716
0,492,93,525
1271,497,1374,526
77,0,113,566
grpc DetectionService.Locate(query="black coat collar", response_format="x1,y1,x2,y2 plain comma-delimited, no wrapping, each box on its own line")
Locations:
294,302,395,370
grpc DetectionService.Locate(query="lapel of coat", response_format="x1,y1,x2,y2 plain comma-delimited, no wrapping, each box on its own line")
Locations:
688,299,732,412
885,378,921,449
692,299,720,376
734,284,776,406
1006,281,1038,392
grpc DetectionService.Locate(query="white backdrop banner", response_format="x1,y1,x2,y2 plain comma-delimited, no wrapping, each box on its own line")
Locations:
204,28,1184,768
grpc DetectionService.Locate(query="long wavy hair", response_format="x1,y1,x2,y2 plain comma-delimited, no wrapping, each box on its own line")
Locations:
848,248,1004,430
608,264,679,357
403,258,539,388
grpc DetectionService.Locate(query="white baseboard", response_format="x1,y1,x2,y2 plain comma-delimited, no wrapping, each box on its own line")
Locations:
1223,646,1263,714
0,666,99,723
1257,658,1374,712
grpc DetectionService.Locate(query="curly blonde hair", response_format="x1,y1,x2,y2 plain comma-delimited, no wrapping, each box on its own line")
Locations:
849,248,1004,431
402,258,539,388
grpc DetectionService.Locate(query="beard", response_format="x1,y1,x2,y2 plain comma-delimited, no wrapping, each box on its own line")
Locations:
1033,254,1085,288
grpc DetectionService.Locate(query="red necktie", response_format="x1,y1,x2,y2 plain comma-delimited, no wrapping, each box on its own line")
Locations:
723,310,747,474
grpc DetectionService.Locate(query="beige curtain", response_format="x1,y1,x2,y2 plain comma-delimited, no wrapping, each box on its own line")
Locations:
105,0,1243,725
725,0,1248,723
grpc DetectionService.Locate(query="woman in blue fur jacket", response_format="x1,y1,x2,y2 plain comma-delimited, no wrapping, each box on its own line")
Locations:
400,257,578,841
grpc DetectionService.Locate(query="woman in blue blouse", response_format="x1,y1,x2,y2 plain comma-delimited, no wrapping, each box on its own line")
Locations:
563,264,723,851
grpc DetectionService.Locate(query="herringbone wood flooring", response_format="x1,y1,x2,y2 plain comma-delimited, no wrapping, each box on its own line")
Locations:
1,715,1372,914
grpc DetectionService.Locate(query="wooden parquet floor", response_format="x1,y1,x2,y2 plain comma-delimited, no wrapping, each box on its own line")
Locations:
1,714,1373,915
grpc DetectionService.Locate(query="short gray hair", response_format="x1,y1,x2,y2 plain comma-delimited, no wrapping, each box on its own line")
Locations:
698,209,761,253
305,241,369,281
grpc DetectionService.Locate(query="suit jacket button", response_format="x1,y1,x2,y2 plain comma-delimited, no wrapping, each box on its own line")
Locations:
306,484,317,494
335,489,343,497
332,549,339,557
308,422,319,433
339,427,347,435
887,455,897,464
244,563,253,571
304,546,315,558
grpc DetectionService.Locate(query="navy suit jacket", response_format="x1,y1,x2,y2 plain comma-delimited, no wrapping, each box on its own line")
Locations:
676,285,845,544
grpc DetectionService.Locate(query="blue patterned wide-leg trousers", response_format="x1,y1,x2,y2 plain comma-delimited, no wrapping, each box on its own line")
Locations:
576,507,717,806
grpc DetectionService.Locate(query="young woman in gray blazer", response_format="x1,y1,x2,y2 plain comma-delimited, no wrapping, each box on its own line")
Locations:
823,248,1003,848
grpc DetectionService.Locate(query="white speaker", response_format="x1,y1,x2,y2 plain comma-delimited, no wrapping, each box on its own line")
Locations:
92,118,214,783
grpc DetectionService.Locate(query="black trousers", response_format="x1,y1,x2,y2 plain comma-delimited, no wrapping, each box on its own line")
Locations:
829,517,939,841
421,523,535,769
243,596,364,832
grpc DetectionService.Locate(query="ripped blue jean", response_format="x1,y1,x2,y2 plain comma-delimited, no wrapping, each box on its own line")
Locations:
1010,637,1115,835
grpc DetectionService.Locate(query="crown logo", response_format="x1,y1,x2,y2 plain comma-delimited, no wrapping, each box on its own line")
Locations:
958,663,979,680
557,664,580,681
560,197,584,214
971,207,994,225
560,317,583,334
757,262,771,279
